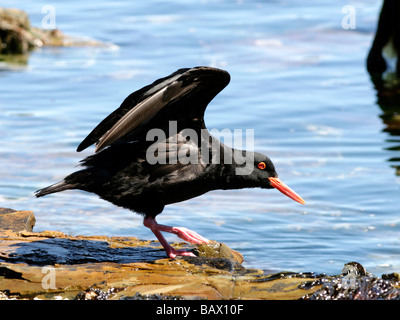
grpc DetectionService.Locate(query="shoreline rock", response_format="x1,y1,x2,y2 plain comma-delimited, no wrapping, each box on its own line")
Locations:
0,208,35,233
0,207,399,300
0,230,319,300
0,7,110,64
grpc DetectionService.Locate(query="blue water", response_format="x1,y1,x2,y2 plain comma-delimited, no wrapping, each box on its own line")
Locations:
1,0,399,276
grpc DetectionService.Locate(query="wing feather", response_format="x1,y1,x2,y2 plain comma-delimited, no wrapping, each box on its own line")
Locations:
77,66,230,153
95,80,198,152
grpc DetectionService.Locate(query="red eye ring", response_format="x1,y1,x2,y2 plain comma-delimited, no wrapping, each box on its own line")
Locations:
258,162,266,170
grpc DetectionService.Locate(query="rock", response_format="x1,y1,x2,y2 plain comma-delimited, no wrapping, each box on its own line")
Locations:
0,228,314,300
0,8,60,55
0,208,35,232
196,241,244,263
1,209,399,300
301,262,400,300
0,254,320,300
301,274,400,300
0,7,109,63
382,272,400,282
0,209,321,300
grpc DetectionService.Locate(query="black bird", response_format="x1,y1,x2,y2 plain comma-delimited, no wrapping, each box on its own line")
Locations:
36,66,305,258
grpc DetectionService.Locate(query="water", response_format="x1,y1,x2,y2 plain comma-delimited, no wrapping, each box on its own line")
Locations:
1,0,399,276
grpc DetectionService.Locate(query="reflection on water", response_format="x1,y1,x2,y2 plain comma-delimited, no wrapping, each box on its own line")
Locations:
367,0,400,176
371,74,400,176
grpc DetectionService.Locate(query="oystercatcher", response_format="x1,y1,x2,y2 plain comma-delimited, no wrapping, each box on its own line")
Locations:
36,66,305,258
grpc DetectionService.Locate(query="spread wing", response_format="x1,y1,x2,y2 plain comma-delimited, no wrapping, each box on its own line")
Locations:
77,66,230,153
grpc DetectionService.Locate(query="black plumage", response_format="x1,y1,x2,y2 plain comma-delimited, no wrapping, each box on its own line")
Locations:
36,66,304,258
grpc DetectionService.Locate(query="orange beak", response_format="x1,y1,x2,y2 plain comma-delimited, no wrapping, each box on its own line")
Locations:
268,177,305,205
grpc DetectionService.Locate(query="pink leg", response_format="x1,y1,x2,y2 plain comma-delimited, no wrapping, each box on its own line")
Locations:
143,216,209,259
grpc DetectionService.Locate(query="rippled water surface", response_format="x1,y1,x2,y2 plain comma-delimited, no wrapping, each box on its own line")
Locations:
1,0,399,276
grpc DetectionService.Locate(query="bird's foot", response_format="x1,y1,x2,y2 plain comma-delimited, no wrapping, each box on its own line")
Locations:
171,227,210,245
165,247,197,259
143,216,210,245
143,216,210,259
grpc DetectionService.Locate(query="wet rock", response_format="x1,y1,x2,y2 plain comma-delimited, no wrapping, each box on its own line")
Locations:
0,242,321,300
0,210,320,300
382,272,400,282
196,241,243,262
183,241,245,273
301,262,400,300
75,287,119,300
0,230,168,265
1,209,399,300
341,261,370,277
114,292,184,301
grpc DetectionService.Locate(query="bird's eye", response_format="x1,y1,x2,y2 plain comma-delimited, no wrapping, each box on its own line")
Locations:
258,162,266,170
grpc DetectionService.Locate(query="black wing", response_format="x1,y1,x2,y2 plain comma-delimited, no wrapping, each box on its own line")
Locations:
77,66,230,153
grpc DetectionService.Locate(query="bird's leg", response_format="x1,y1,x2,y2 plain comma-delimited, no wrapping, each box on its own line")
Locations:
150,229,196,259
143,216,209,259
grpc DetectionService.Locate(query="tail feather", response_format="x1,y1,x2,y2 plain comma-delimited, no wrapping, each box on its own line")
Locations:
35,181,74,197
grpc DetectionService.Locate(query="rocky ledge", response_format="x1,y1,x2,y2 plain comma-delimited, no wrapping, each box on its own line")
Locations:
0,207,400,300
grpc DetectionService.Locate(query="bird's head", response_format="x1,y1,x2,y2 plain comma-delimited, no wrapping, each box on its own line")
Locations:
248,152,305,205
